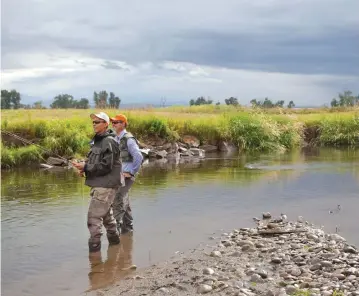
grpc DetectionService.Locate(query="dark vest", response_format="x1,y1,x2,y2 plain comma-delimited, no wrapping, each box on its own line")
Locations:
119,132,139,162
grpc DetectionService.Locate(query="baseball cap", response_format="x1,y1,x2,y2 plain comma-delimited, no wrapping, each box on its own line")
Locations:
110,114,128,124
90,112,110,124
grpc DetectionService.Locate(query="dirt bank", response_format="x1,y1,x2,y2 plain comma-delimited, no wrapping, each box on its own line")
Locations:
92,215,359,296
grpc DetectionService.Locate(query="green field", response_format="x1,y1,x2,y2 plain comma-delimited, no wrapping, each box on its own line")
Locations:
1,107,359,168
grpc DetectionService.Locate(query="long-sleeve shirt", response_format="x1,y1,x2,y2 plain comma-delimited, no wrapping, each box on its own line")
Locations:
116,129,143,176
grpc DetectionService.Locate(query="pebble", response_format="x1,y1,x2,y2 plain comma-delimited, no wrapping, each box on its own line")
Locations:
197,284,212,294
250,273,262,283
109,216,359,296
309,263,322,271
344,246,358,254
285,285,297,294
271,257,282,264
203,268,214,275
210,251,222,257
262,212,272,219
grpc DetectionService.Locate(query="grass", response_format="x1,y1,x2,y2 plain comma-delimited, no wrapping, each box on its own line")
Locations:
1,107,358,168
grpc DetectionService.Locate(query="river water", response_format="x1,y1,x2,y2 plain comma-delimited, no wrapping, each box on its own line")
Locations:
1,147,359,296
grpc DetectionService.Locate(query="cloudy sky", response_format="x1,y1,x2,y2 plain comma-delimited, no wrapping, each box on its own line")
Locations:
1,0,358,106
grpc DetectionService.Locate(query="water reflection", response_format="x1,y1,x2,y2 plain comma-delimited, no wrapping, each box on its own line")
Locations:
87,234,134,291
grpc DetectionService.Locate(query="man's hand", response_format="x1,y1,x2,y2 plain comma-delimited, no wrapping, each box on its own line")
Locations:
71,161,85,171
123,172,132,178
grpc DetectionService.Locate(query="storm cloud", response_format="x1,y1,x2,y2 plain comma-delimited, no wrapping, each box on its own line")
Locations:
1,0,358,105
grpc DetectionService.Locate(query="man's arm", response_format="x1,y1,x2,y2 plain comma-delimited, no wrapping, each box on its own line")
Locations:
84,139,114,177
126,138,143,176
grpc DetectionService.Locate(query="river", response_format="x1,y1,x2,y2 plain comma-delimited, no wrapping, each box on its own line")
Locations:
1,147,359,296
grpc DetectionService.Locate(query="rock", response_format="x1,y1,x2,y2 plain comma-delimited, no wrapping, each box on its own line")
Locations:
157,287,169,293
332,273,346,280
203,268,214,275
328,234,346,242
271,258,282,264
140,148,151,158
47,157,66,166
210,251,222,257
199,144,218,152
347,274,357,281
290,267,302,276
149,150,167,159
256,269,268,279
320,261,333,268
285,285,297,295
180,150,194,157
344,246,358,254
182,135,200,148
197,284,212,294
189,148,205,157
262,212,272,219
218,141,237,152
250,273,263,283
310,263,322,271
264,290,275,296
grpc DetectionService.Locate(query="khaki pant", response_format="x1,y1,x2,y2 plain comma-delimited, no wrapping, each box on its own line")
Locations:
87,187,119,244
113,177,134,233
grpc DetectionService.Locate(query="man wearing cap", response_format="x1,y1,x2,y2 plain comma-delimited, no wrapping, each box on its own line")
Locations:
110,114,143,235
72,112,124,253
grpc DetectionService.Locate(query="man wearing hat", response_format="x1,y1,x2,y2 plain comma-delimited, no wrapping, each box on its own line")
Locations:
110,114,143,235
72,112,124,253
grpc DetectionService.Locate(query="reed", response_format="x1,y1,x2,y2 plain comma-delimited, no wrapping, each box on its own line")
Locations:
1,108,358,168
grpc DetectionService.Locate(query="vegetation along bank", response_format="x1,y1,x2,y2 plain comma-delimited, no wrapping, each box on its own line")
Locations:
1,107,359,168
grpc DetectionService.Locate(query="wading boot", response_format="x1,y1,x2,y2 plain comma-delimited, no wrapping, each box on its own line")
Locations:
121,222,133,235
107,233,120,245
88,241,101,253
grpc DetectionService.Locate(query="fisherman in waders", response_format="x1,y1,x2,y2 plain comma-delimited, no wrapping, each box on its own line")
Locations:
72,112,124,253
110,114,143,235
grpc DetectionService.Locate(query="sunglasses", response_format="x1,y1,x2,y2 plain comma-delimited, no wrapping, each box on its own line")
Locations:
92,120,105,125
111,120,124,124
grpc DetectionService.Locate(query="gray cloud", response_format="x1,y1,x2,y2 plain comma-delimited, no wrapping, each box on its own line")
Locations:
1,0,358,105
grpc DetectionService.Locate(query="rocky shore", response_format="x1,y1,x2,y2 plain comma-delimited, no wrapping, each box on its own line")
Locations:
97,214,359,296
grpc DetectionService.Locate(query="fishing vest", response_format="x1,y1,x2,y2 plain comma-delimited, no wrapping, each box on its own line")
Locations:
119,132,139,162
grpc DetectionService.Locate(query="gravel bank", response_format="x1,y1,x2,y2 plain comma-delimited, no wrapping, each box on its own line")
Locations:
98,214,359,296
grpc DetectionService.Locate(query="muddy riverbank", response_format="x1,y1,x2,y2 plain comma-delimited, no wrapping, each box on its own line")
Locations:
95,215,359,296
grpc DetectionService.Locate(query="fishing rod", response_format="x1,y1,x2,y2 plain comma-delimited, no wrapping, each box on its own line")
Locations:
1,130,73,165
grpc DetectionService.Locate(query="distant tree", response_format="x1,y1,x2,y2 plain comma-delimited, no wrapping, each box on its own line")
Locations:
75,98,90,109
1,89,21,109
330,98,339,107
225,97,239,106
275,100,285,108
262,97,274,108
33,101,43,109
287,100,295,108
189,96,213,106
98,90,108,108
216,101,220,105
50,94,75,109
93,91,99,107
108,92,121,109
337,90,357,107
250,99,259,107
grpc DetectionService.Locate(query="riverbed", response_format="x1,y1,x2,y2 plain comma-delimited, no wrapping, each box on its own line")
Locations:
1,147,359,296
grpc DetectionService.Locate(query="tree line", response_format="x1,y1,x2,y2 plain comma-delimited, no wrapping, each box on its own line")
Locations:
0,89,121,109
188,91,359,108
1,89,358,109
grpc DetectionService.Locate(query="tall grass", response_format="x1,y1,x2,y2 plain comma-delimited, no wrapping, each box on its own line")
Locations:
1,108,358,168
